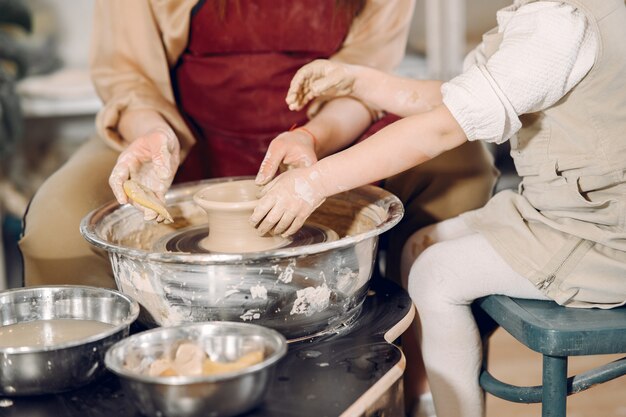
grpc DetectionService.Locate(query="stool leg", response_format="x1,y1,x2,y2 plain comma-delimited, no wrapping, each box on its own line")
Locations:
542,355,568,417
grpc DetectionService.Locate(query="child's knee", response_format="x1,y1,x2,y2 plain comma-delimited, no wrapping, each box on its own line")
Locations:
407,243,451,307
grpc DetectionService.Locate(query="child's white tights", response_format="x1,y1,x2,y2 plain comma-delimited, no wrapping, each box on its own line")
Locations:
403,216,550,417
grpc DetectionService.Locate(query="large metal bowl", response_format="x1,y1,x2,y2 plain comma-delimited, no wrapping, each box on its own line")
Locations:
81,178,403,340
0,285,139,395
105,322,287,417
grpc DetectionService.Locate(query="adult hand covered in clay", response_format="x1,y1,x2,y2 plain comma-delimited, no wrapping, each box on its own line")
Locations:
286,59,357,111
109,127,180,222
255,130,318,186
250,166,329,237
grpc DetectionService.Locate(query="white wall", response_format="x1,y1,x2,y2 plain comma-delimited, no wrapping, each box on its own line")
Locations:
25,0,95,68
408,0,511,54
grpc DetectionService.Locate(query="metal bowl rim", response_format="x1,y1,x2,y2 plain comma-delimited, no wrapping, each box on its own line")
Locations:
104,321,288,385
0,285,140,354
80,179,404,264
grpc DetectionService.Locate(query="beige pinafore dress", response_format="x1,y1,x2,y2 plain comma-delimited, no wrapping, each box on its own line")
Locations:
462,0,626,308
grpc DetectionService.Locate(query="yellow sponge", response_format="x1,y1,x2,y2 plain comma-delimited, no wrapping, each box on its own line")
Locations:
123,180,173,224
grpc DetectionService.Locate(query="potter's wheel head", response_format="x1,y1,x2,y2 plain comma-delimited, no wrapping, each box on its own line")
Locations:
153,223,339,254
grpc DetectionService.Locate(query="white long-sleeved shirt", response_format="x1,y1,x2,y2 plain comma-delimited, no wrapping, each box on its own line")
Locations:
442,1,597,144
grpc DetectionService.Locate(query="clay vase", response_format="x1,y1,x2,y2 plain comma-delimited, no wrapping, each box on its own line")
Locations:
192,179,287,253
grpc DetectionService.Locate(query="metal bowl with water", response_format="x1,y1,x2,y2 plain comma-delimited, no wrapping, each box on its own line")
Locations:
81,177,403,340
105,322,287,417
0,286,139,395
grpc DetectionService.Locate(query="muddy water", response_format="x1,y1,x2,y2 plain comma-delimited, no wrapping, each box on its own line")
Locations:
0,319,114,348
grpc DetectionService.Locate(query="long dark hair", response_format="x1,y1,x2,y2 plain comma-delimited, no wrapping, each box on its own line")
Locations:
214,0,366,20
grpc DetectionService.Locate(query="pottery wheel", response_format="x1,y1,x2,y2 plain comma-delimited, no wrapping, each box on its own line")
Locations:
153,223,339,254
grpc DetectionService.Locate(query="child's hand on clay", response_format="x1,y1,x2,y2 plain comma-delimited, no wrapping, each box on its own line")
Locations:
109,127,180,222
255,129,318,186
286,59,358,111
250,165,330,237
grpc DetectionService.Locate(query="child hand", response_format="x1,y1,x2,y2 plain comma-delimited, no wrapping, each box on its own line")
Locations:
255,129,318,186
250,166,328,237
286,59,357,111
109,127,180,222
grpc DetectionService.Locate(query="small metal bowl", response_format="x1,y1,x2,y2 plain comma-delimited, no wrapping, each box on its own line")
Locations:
105,322,287,417
0,285,139,396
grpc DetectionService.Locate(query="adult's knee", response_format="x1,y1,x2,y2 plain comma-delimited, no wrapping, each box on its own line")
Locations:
20,191,115,287
20,170,92,257
19,137,117,286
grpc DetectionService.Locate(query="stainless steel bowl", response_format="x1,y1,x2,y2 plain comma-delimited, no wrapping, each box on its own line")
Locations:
105,322,287,417
0,285,139,395
81,177,403,340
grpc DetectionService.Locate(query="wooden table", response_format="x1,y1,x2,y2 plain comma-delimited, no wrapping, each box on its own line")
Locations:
0,278,414,417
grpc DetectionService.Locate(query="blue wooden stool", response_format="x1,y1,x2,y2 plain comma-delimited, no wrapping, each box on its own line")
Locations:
474,295,626,417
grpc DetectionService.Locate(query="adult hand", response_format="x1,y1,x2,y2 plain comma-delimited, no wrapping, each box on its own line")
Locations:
255,129,317,186
286,59,357,111
109,127,180,222
250,166,328,237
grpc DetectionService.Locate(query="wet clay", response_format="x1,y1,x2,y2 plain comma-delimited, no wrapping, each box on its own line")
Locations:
109,182,386,252
0,319,114,348
193,179,288,253
125,341,264,378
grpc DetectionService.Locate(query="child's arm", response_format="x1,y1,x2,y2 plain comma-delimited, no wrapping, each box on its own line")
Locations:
286,59,444,118
254,97,372,185
254,60,444,188
250,103,467,236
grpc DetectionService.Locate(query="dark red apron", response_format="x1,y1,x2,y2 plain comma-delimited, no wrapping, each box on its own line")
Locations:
172,0,353,182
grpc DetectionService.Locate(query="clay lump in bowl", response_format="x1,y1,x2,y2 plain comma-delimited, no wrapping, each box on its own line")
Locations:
105,322,287,417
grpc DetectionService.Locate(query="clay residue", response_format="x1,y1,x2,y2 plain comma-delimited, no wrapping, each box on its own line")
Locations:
335,267,359,295
112,259,185,327
277,259,296,283
0,399,13,408
294,177,316,205
240,309,262,321
250,285,268,300
290,284,332,317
